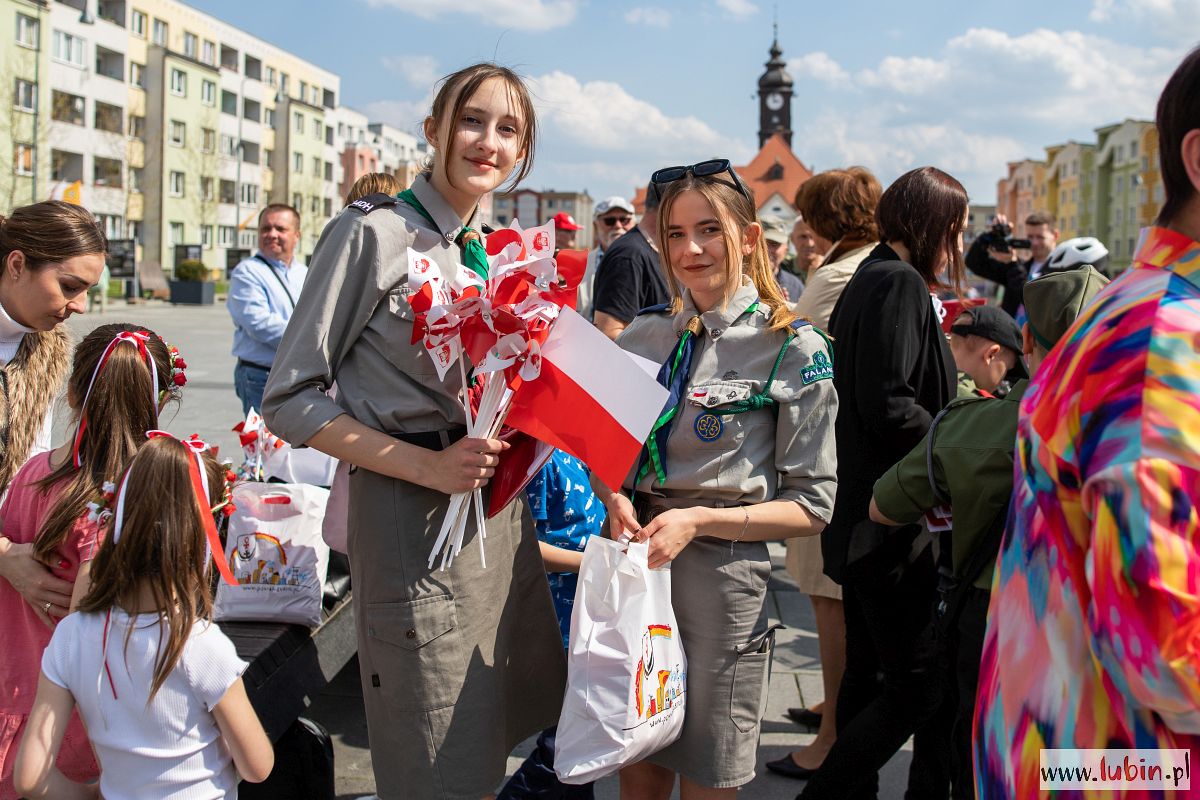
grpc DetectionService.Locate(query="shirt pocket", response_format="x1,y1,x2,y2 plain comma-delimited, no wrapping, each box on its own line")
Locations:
682,381,764,451
378,286,436,378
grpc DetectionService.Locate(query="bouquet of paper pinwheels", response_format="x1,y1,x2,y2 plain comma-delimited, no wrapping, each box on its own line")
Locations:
232,408,284,483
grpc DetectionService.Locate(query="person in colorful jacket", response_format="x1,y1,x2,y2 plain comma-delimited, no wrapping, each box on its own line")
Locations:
974,45,1200,799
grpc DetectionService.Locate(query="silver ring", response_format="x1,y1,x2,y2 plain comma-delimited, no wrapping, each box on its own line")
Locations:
43,601,51,613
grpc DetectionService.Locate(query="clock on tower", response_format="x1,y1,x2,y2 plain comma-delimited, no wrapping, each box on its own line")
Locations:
757,30,794,149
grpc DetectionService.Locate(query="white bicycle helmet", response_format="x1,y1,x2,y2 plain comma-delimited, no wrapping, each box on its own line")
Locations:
1046,237,1109,273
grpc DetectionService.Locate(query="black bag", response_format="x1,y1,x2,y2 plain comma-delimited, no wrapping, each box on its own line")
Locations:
238,717,335,800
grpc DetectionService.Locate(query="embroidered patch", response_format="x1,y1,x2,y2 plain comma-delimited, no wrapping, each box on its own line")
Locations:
800,351,833,385
722,370,739,380
694,412,723,441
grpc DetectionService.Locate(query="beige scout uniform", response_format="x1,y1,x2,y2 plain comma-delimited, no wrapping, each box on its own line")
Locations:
617,281,838,788
262,175,565,800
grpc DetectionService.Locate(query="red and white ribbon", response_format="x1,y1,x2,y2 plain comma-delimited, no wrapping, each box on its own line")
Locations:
72,331,160,468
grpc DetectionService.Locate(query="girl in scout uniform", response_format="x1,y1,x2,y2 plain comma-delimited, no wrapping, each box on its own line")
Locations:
261,64,565,800
598,161,839,797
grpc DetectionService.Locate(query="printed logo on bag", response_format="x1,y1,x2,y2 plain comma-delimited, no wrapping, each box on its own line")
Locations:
800,350,833,385
631,624,685,727
533,231,550,253
229,531,304,586
413,257,432,276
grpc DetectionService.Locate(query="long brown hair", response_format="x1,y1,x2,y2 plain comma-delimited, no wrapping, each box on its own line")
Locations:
424,63,538,192
78,436,225,701
0,200,107,272
876,166,968,295
656,174,797,332
34,323,175,562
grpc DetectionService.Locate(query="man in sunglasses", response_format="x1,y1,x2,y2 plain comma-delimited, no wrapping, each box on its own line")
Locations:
592,182,669,340
577,197,635,322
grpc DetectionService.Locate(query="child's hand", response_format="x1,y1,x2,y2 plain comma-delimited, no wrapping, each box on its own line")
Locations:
602,493,639,542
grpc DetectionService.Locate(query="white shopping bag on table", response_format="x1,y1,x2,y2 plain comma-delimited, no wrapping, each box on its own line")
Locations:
213,482,331,627
554,537,686,784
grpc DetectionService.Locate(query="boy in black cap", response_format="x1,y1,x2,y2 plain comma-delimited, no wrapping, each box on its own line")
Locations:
947,304,1027,397
868,266,1109,800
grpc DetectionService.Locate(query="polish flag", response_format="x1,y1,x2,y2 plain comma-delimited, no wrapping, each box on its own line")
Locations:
504,306,668,491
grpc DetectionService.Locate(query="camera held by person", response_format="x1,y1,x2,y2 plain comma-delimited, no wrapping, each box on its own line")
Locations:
965,212,1060,318
977,220,1031,254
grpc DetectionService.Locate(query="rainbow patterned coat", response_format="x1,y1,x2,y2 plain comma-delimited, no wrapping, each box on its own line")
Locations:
974,227,1200,799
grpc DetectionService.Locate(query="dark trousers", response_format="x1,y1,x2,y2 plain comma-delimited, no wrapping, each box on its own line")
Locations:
234,360,270,417
943,587,989,800
799,547,947,800
498,727,594,800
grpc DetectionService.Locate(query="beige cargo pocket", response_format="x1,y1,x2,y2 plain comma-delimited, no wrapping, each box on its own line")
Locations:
365,595,466,712
729,637,773,733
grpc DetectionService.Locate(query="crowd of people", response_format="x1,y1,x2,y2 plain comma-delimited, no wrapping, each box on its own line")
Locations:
0,43,1196,800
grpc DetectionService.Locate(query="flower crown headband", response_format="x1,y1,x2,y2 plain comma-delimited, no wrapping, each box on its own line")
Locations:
71,331,188,468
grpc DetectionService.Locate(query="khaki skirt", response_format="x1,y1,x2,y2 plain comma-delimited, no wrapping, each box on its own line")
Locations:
786,533,843,600
638,501,776,788
348,465,566,800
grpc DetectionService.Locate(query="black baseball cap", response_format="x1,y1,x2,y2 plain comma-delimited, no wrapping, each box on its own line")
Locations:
950,304,1028,380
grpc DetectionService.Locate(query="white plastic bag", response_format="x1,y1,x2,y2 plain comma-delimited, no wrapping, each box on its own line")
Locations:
214,482,331,627
554,537,686,784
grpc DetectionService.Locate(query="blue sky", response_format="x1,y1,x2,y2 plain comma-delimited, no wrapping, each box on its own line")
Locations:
188,0,1197,206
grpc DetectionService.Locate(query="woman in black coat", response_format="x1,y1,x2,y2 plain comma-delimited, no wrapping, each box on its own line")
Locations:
799,167,965,800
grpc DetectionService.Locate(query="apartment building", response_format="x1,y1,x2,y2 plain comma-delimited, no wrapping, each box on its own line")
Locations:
2,0,51,209
332,107,426,202
1094,119,1154,271
492,188,594,248
1044,141,1095,239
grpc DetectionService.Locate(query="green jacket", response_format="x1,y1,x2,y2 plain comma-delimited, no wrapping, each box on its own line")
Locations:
872,380,1027,590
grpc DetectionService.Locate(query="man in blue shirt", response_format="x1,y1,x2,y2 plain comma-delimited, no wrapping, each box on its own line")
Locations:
227,204,307,414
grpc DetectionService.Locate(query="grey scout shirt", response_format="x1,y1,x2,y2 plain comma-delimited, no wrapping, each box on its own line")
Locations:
616,281,838,520
262,174,474,445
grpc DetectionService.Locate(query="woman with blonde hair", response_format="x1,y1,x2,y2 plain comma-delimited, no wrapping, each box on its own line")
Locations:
599,159,838,798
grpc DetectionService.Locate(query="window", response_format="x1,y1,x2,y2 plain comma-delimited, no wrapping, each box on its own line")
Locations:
325,125,334,145
1116,175,1124,193
293,152,303,173
218,225,235,246
266,66,276,86
200,176,213,200
131,10,146,37
310,195,319,215
129,166,143,192
201,128,215,152
219,179,235,204
14,144,34,176
51,91,85,125
183,32,197,59
293,111,303,133
264,108,275,127
221,90,237,116
170,69,186,96
291,192,302,210
220,134,237,157
152,18,167,46
279,73,288,94
94,101,123,134
13,79,35,112
1116,207,1123,225
312,156,320,176
201,225,213,248
168,222,184,246
202,39,216,65
201,79,215,106
323,197,332,217
129,61,144,88
96,214,123,240
264,148,273,166
168,170,185,197
16,13,38,48
127,220,143,244
94,157,123,188
299,80,307,100
323,161,333,181
169,119,185,147
52,30,85,67
240,183,258,205
1130,142,1138,159
312,118,320,140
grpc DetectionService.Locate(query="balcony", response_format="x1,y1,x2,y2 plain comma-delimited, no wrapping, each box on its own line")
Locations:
93,156,123,189
220,44,239,72
94,101,123,134
95,45,124,82
244,55,262,81
97,0,126,26
243,98,261,123
50,150,84,183
241,141,260,164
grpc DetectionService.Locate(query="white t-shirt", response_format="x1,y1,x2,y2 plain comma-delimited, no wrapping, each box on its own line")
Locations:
42,610,248,800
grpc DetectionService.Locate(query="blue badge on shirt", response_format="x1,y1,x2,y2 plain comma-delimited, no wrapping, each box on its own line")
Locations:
694,412,723,441
801,350,833,385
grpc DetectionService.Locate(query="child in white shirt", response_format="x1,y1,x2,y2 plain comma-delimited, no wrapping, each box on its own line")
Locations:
13,432,273,800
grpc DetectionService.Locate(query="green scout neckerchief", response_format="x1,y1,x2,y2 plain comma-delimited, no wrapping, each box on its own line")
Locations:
397,189,489,280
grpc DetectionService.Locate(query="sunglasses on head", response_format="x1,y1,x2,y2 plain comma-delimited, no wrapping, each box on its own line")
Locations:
599,214,634,227
651,159,754,203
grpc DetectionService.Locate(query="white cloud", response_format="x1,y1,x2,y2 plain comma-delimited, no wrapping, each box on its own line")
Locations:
1089,0,1200,32
381,55,439,88
360,0,580,31
362,99,429,135
857,56,950,94
624,6,671,27
528,70,751,162
787,52,852,88
715,0,758,19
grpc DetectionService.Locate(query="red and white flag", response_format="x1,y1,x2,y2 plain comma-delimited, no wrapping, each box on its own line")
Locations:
504,306,668,491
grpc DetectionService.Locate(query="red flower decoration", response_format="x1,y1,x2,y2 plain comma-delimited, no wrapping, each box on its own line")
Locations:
173,372,187,386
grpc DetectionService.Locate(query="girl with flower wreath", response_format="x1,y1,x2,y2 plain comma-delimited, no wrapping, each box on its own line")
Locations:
0,322,186,800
